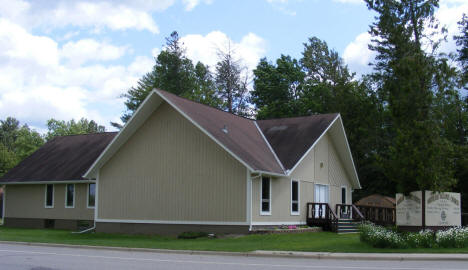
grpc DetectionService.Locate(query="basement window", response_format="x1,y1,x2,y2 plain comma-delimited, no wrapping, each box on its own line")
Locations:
65,184,75,208
261,177,271,215
45,184,54,208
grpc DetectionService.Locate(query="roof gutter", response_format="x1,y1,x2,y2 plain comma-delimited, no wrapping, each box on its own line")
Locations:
0,180,96,185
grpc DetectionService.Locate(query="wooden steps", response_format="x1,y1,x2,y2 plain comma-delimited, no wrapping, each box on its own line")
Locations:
337,219,360,234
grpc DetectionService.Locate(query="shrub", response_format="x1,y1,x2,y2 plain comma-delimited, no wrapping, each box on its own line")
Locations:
436,227,468,248
177,231,209,239
359,222,406,248
359,223,468,249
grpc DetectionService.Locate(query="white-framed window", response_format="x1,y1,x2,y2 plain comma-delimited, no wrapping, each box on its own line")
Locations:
291,179,300,215
65,184,75,208
87,183,96,209
260,176,271,215
44,184,54,208
341,186,347,204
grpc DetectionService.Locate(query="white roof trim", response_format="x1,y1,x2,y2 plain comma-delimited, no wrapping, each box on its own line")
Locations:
254,121,285,173
337,116,361,189
287,114,340,176
84,90,162,178
155,89,256,172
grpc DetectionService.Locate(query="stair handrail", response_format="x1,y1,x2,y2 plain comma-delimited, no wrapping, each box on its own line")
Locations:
351,204,365,221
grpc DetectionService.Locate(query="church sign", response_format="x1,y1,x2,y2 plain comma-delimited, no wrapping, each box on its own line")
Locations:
396,191,422,226
396,191,461,228
425,191,461,227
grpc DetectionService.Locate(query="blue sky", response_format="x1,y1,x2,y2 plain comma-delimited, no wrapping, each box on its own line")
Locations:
0,0,466,132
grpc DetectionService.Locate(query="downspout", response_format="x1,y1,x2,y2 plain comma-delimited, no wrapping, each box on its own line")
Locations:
73,172,98,234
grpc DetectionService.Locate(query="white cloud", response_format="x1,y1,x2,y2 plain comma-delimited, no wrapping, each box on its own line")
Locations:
60,39,128,66
180,31,267,73
0,0,177,33
0,0,213,33
343,32,375,76
0,18,153,130
182,0,213,11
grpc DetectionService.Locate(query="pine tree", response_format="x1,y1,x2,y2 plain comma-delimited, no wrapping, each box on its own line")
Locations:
215,45,250,116
366,0,456,193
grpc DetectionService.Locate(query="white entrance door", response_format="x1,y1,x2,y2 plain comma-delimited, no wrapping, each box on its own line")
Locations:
314,184,329,218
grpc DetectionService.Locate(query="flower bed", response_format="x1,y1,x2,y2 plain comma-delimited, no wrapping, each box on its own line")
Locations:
359,222,468,248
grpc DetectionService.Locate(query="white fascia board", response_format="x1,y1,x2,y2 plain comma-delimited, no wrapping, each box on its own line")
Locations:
95,218,249,226
83,91,162,179
287,114,340,176
253,170,285,178
337,116,361,189
0,180,95,185
254,121,285,173
155,89,256,173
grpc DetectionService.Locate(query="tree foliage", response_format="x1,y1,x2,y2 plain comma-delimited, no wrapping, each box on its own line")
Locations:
365,0,456,193
120,31,221,123
46,118,106,141
0,117,44,176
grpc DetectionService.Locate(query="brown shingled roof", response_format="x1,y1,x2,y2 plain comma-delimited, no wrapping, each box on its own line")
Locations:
256,114,338,171
159,90,284,174
0,132,116,183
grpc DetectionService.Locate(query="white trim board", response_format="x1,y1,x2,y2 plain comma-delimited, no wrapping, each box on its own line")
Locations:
95,219,249,226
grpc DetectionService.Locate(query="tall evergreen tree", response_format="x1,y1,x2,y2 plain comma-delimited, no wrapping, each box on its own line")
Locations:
454,14,468,89
366,0,456,193
215,45,250,116
120,31,218,124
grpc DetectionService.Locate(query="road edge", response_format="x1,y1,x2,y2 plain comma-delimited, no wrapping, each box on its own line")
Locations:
0,240,467,261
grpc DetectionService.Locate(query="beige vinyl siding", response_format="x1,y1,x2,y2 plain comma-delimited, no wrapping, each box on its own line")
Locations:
98,102,246,222
252,177,313,223
4,184,93,220
252,133,353,223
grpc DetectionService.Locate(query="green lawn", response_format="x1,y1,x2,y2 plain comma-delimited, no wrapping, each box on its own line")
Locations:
0,227,467,253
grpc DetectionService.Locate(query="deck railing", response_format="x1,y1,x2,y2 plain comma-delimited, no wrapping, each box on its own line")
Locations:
306,203,338,232
335,204,365,221
355,205,395,226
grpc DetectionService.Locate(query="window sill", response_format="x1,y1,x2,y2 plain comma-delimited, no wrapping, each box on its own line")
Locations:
290,212,300,216
260,212,271,216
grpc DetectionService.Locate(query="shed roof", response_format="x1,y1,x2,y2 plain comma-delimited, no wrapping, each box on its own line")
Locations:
0,132,116,183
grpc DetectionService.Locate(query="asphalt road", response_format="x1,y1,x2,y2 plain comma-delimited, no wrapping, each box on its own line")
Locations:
0,243,467,270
